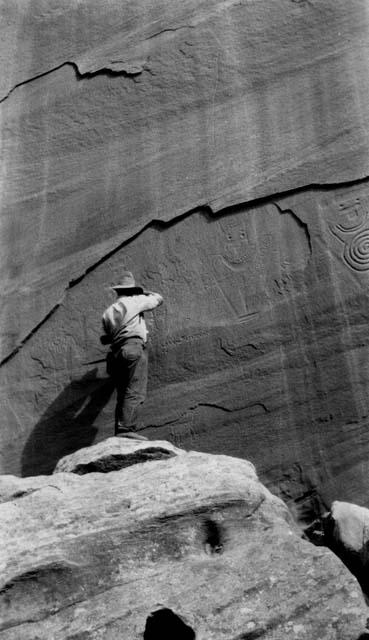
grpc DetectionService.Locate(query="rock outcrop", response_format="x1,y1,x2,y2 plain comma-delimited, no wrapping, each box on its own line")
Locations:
54,436,184,474
2,0,369,526
0,440,368,639
307,500,369,602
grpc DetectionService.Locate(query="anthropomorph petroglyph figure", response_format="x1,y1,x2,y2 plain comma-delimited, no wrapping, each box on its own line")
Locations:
101,272,163,439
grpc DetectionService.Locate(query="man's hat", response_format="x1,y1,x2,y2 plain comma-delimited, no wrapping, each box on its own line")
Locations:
111,271,144,294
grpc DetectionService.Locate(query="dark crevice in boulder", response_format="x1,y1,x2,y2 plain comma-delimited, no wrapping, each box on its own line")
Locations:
203,518,224,555
232,630,266,639
143,608,196,639
70,448,177,474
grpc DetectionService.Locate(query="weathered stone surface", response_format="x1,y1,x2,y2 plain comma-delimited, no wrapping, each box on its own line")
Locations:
2,180,369,527
330,501,369,553
0,473,77,505
54,436,184,474
1,0,369,358
0,444,367,639
2,0,369,525
309,500,369,601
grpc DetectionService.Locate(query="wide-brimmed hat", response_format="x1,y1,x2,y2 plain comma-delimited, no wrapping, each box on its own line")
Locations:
111,271,144,294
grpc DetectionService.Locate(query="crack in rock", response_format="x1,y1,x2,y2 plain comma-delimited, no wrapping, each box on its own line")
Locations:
272,201,313,256
1,178,368,368
0,60,144,105
146,25,195,40
0,208,198,367
0,24,199,104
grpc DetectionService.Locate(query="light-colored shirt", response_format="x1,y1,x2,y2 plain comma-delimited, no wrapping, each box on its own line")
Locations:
102,293,163,345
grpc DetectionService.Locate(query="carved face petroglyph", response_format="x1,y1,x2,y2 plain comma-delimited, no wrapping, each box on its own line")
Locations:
219,219,252,272
336,198,366,232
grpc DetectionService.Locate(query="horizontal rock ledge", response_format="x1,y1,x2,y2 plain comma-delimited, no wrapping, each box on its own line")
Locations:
54,436,185,474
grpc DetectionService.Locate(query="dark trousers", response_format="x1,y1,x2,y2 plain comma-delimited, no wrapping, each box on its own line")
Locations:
112,338,148,433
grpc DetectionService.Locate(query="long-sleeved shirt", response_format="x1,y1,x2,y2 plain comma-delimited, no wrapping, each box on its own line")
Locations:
102,292,163,346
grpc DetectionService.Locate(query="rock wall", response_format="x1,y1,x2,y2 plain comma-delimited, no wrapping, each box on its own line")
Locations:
2,0,369,521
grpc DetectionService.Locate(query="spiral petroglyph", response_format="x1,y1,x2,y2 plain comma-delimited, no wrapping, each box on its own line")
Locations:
343,230,369,271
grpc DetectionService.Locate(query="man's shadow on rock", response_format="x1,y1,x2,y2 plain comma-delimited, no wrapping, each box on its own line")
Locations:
22,368,115,477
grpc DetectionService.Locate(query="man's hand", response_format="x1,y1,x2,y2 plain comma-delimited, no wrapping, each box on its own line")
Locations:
144,291,163,305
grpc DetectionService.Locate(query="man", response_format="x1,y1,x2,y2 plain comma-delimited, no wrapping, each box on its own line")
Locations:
101,271,163,439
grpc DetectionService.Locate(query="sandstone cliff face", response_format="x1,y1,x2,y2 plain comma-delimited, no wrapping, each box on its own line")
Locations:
2,0,369,522
0,440,368,639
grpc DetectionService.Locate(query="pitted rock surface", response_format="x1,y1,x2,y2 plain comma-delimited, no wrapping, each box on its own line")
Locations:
0,445,368,639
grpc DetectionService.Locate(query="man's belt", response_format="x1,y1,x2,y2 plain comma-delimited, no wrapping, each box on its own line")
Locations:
111,336,146,352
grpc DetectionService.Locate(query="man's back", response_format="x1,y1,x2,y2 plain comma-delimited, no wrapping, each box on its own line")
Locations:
102,292,163,346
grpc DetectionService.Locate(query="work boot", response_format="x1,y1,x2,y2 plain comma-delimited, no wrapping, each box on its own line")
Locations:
116,431,148,441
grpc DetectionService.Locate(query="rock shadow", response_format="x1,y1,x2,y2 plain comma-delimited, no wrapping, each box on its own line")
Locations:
21,368,114,476
144,608,196,639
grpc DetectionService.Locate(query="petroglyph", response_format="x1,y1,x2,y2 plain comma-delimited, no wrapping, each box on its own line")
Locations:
162,329,210,353
336,198,367,232
210,203,310,321
329,194,369,271
344,230,369,271
218,218,251,272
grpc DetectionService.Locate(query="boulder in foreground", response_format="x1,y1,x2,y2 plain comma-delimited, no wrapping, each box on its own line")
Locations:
0,441,368,639
307,500,369,603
